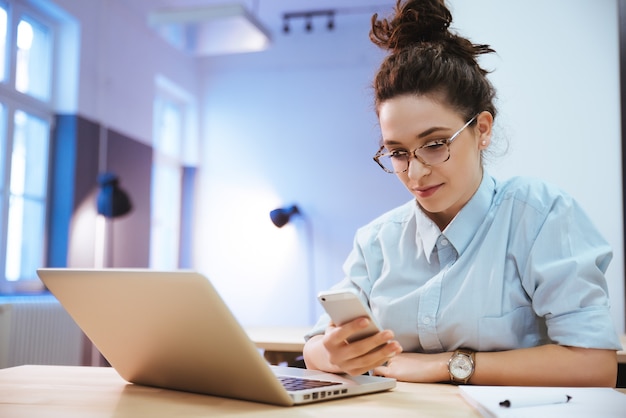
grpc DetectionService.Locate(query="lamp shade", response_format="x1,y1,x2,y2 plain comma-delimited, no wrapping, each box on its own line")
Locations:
270,205,300,228
96,172,132,218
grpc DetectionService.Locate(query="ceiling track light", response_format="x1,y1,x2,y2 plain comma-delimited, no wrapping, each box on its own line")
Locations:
282,17,290,34
282,9,335,34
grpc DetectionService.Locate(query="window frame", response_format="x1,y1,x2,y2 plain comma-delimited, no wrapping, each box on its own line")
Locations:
0,0,57,294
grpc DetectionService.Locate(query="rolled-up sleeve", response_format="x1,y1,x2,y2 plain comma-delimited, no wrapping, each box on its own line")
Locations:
521,193,621,350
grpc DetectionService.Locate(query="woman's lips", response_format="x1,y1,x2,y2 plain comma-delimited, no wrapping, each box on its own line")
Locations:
413,184,442,198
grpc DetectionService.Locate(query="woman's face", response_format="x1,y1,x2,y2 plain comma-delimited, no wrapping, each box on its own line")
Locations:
378,95,492,230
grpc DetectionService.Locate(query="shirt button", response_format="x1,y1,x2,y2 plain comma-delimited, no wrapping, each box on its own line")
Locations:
441,239,449,246
423,316,431,325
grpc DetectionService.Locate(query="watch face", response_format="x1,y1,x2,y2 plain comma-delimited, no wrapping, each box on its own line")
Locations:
450,354,473,379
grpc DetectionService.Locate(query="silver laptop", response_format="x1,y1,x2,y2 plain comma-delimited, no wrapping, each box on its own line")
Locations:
37,268,395,406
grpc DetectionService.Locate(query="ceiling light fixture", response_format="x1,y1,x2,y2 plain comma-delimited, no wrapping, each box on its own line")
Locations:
283,9,335,34
148,4,271,56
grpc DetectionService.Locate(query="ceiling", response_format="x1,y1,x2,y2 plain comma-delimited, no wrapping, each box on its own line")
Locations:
125,0,396,36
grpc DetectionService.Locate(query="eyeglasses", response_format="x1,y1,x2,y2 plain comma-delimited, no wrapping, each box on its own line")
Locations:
373,114,479,174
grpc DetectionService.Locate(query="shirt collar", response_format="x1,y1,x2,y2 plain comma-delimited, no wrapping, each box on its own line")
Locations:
415,206,441,262
415,173,496,261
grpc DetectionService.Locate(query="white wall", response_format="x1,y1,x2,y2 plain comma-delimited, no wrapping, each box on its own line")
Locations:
196,16,403,326
51,0,198,145
195,0,625,334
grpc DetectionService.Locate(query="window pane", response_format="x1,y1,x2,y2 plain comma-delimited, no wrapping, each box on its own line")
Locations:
16,16,52,101
151,93,184,269
0,103,6,186
154,97,183,158
6,195,45,280
0,103,5,254
11,110,48,197
0,6,7,83
6,110,48,281
150,159,181,270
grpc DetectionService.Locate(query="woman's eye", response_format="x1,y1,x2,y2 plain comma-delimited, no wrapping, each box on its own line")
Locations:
389,150,409,159
422,141,446,151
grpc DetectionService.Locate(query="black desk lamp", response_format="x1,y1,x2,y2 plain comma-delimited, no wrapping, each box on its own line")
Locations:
96,172,132,218
270,205,300,228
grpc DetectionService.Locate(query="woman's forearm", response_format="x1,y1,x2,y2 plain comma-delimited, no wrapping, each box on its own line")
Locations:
373,345,617,386
471,345,617,387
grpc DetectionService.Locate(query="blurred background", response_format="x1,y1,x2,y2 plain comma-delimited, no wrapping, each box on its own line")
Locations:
0,0,622,368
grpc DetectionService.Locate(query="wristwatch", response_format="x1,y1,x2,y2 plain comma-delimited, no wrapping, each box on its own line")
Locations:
448,349,475,384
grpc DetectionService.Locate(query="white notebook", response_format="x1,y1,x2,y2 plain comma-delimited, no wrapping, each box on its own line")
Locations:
460,385,626,418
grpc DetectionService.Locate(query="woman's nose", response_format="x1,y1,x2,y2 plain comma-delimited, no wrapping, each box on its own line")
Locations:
406,155,431,179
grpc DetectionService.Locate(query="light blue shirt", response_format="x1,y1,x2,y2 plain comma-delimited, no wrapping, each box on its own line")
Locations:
307,174,622,352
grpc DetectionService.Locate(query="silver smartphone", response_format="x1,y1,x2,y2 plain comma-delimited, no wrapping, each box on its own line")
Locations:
317,289,381,343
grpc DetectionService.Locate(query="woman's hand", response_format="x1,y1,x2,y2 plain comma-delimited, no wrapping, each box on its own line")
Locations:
303,317,403,376
373,352,450,382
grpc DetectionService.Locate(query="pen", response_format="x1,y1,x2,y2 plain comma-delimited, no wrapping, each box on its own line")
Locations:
499,393,572,408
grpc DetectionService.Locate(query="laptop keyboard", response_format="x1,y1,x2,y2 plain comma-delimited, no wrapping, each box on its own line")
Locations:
278,376,342,391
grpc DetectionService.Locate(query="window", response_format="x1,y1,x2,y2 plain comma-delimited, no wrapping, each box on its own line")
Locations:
6,110,49,282
0,7,7,82
0,1,57,294
16,16,52,101
150,76,198,270
150,84,184,270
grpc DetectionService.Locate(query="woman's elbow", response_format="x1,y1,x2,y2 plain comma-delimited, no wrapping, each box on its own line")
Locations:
597,359,617,387
575,348,617,387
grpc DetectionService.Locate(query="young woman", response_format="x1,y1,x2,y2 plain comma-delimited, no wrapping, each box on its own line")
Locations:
302,0,621,386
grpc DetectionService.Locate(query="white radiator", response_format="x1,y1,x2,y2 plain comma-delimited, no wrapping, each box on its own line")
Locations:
0,294,83,368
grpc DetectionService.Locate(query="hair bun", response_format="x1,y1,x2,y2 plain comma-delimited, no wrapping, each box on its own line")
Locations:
370,0,453,52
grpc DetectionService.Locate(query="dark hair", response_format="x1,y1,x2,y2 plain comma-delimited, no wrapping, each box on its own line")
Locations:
370,0,497,121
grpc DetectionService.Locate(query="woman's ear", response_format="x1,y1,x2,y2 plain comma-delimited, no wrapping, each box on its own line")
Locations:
476,111,493,149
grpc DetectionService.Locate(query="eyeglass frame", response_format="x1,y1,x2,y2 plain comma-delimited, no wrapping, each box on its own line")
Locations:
373,113,480,174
